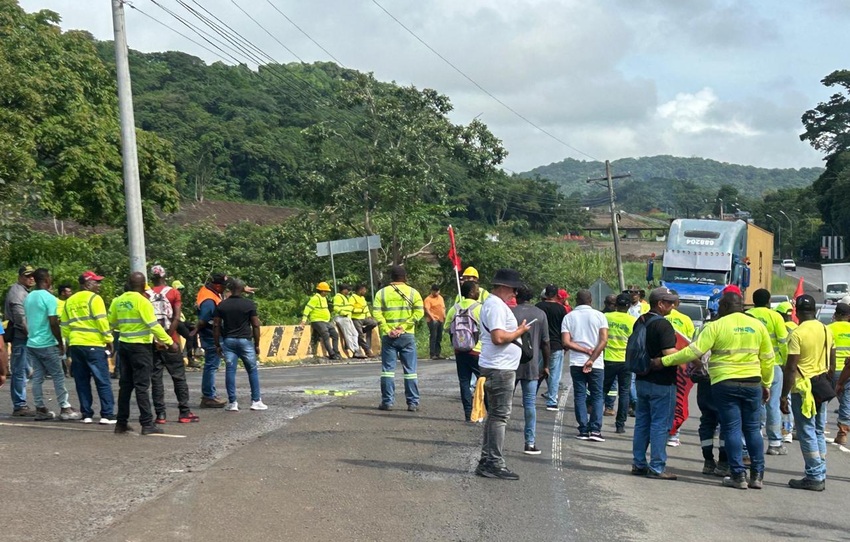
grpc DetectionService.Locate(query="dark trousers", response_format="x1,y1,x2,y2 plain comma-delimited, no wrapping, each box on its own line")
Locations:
310,321,339,357
116,342,155,427
151,348,191,417
353,318,377,354
696,380,727,462
428,320,444,357
455,350,482,419
603,362,631,429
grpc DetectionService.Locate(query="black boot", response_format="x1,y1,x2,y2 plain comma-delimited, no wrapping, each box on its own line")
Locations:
748,471,763,490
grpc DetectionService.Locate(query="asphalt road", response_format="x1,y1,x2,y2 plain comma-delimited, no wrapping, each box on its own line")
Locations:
774,264,823,302
3,360,850,541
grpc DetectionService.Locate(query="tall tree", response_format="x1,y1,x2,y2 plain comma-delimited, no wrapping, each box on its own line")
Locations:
801,70,850,159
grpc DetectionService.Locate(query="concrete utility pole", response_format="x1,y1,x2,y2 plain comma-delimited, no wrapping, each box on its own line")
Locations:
112,0,147,275
587,161,631,292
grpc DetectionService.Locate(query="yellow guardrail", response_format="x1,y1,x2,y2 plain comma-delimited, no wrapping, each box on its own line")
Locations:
257,325,380,364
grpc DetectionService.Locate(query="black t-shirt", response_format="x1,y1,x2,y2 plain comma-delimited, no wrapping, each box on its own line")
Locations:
636,312,678,386
536,300,567,350
214,296,257,340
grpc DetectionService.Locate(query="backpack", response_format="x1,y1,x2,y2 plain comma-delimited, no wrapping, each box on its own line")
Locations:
146,286,174,329
625,313,663,376
482,320,534,365
450,302,480,352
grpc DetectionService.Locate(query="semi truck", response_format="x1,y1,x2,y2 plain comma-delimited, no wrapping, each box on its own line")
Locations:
821,263,850,303
660,219,773,311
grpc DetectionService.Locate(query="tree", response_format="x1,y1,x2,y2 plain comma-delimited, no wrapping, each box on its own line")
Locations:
801,70,850,159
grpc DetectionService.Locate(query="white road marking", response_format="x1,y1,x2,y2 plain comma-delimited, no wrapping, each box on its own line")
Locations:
551,377,573,472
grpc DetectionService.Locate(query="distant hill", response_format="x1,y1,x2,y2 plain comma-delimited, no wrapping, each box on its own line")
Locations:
522,155,822,197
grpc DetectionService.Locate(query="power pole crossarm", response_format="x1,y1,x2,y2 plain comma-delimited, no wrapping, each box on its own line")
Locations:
587,162,630,292
112,0,147,275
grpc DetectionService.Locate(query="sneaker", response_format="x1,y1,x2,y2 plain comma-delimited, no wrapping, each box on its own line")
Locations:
748,472,764,490
603,407,615,417
588,432,606,442
782,431,793,443
199,397,227,409
12,406,34,417
475,463,495,478
766,445,788,456
99,417,117,425
631,466,649,476
788,477,825,491
646,470,678,480
667,436,680,447
524,444,542,455
490,467,520,480
80,417,94,424
722,473,748,490
225,402,239,412
251,400,269,411
114,423,134,434
378,403,393,411
141,425,164,436
34,406,56,421
714,461,731,477
178,412,200,423
615,426,626,434
546,405,558,412
59,407,82,421
155,413,167,424
575,433,590,440
702,459,717,475
406,404,418,412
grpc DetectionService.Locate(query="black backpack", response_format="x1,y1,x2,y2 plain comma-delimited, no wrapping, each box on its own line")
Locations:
482,322,534,364
625,313,663,375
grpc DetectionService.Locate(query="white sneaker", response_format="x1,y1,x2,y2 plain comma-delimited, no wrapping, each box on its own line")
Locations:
225,402,239,411
80,417,93,424
250,400,268,411
99,417,117,425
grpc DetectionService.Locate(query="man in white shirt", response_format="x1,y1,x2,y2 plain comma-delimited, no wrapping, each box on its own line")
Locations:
475,269,530,481
562,290,609,442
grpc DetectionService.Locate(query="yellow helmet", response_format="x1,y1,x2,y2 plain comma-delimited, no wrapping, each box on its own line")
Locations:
461,267,479,279
316,282,332,292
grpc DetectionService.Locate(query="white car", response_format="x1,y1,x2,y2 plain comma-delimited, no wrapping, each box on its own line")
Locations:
769,294,790,309
782,259,796,272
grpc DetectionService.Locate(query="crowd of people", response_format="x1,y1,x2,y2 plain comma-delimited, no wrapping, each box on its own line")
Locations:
1,265,267,435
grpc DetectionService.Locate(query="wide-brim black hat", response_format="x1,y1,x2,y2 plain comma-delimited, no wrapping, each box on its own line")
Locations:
491,268,524,289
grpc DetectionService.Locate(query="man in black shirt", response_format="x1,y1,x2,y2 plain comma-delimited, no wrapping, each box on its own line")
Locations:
536,284,567,410
632,287,680,480
214,280,267,412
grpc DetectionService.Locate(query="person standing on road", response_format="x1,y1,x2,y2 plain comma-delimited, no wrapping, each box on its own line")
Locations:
827,302,850,446
632,288,682,480
658,291,774,489
214,279,267,412
746,288,789,455
603,293,636,434
781,294,835,492
62,271,116,425
424,284,446,360
56,282,73,377
373,266,424,412
333,284,364,358
5,265,35,416
299,282,341,360
109,272,177,435
776,301,798,443
562,290,608,442
193,273,230,408
350,284,377,358
23,268,81,421
535,285,567,412
147,266,197,425
475,268,530,480
511,286,549,455
445,280,483,421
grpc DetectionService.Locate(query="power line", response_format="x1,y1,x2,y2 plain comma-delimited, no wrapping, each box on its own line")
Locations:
264,0,345,66
226,0,305,63
125,2,231,62
370,0,599,162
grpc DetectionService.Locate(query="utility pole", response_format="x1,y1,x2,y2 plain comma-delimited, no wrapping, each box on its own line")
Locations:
587,161,631,292
111,0,147,275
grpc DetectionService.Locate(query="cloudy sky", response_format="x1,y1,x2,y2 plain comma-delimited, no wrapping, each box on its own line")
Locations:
20,0,850,172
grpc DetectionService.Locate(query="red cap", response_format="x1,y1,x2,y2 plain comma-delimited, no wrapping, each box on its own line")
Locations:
558,288,569,300
80,270,104,282
723,285,742,296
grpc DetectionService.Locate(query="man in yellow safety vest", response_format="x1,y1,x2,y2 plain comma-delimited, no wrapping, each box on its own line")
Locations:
604,293,636,433
828,302,850,445
299,282,341,360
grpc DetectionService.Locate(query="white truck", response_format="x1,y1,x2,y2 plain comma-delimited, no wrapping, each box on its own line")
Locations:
821,263,850,303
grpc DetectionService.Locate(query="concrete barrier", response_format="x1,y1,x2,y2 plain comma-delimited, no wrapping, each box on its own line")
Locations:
257,325,380,364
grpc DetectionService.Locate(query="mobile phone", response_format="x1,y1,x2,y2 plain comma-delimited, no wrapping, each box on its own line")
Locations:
526,318,538,326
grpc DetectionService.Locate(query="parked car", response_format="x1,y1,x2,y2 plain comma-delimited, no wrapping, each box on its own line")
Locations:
769,294,790,309
782,259,797,272
676,302,707,334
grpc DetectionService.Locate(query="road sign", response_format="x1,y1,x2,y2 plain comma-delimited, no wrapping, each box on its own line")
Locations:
316,235,381,257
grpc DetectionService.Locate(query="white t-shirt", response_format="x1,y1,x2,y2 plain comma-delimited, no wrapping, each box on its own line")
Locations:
561,304,608,369
479,295,521,370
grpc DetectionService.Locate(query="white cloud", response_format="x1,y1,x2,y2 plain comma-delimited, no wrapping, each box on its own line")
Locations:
657,88,760,136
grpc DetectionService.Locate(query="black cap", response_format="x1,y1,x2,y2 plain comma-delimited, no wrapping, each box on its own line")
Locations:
796,294,817,312
616,293,631,307
544,284,559,299
836,303,850,316
210,273,229,286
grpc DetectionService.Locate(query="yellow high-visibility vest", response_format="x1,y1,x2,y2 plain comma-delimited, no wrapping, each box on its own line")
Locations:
605,311,636,362
302,294,331,323
373,283,424,335
332,293,354,318
60,291,111,347
746,306,789,364
828,320,850,371
108,292,173,345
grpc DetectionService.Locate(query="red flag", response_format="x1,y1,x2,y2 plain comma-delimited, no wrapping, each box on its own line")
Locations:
791,276,805,324
447,225,461,271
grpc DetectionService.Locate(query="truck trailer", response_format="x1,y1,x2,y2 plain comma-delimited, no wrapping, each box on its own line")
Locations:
661,219,773,311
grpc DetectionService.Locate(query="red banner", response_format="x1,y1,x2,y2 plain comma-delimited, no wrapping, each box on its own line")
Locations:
447,225,461,271
791,277,804,324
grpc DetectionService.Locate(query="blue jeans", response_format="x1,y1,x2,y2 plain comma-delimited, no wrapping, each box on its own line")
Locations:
833,372,850,426
713,381,764,476
570,366,604,434
517,379,538,445
380,333,419,406
791,394,827,481
632,380,675,473
27,346,71,409
221,337,261,403
10,340,29,409
764,365,784,446
69,345,114,418
455,350,481,419
200,336,221,399
542,349,564,407
603,362,631,429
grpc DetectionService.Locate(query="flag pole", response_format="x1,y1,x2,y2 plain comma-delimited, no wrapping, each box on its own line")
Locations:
448,225,462,300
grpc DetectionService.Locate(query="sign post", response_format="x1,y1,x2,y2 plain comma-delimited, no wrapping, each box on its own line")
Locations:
316,235,382,298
